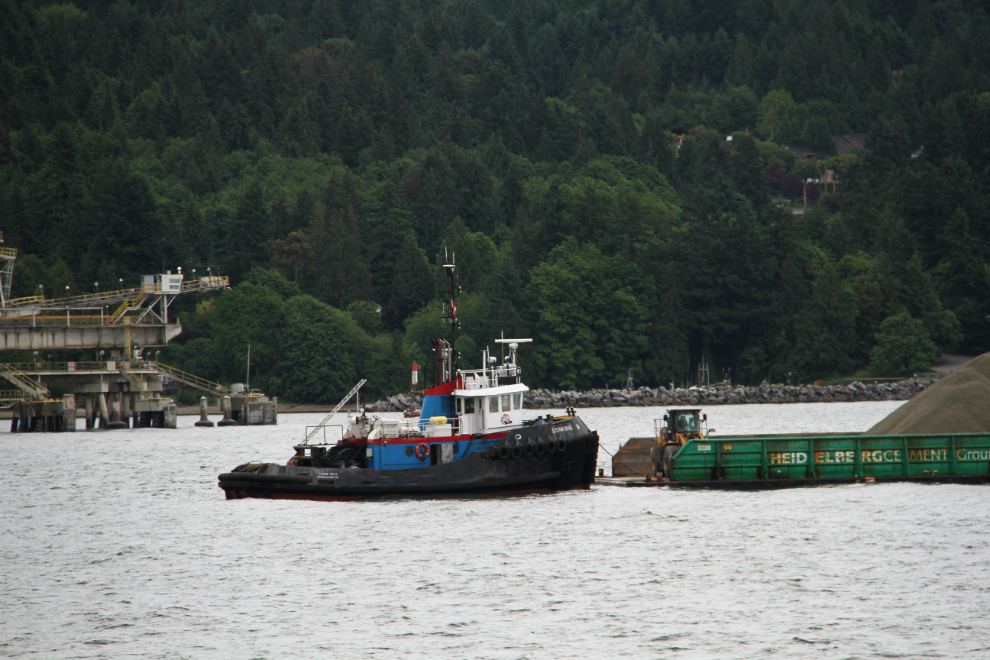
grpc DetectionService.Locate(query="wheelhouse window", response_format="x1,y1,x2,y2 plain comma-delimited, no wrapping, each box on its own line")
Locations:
489,396,498,413
512,393,522,409
501,394,511,411
456,398,462,414
465,398,475,414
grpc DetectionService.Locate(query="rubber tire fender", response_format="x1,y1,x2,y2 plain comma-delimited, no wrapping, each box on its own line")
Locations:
555,439,567,453
497,445,512,460
510,444,524,459
534,441,546,456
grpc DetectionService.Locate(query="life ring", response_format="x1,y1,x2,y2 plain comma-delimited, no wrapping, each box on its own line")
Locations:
415,443,430,460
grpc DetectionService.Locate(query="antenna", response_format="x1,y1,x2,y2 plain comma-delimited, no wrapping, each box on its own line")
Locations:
439,254,459,383
0,231,16,308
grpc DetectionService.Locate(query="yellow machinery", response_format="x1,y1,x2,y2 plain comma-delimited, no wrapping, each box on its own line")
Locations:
611,408,713,478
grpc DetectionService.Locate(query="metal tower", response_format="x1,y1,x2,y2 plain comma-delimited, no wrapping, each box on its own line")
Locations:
0,232,16,308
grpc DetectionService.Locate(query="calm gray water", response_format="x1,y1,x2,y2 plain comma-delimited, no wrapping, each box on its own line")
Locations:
3,402,989,659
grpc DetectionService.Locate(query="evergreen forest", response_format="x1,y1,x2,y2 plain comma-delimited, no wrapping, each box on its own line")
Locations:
3,0,990,402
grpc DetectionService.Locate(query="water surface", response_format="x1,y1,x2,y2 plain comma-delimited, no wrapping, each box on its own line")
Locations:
2,402,989,658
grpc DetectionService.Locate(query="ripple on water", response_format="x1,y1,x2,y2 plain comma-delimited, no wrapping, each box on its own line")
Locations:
2,402,989,659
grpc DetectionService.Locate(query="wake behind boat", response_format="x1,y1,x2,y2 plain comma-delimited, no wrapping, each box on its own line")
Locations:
218,261,599,501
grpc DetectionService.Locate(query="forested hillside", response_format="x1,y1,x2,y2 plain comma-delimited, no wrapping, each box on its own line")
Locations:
2,0,989,401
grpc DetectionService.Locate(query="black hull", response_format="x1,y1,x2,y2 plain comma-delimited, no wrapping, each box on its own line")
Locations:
219,422,599,501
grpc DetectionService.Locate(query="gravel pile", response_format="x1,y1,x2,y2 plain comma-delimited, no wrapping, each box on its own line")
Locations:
867,354,990,435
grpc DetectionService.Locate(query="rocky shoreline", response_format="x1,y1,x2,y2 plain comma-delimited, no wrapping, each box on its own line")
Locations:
365,379,934,413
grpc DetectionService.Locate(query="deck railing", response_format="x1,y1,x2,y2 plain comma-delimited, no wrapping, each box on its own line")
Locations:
0,361,162,373
459,365,520,390
109,293,146,323
153,361,228,396
0,314,162,328
1,276,229,311
0,364,50,399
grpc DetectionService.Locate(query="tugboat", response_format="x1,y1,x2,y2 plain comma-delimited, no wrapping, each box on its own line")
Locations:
218,261,599,501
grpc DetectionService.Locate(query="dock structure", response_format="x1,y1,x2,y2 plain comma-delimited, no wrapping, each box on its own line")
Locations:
0,237,276,431
153,362,278,425
3,360,276,431
3,360,178,431
0,239,16,308
0,238,239,431
0,273,229,351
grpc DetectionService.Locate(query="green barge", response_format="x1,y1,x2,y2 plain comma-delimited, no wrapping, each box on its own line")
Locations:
606,409,990,488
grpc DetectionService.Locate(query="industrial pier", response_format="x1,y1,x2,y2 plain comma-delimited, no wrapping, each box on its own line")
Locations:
0,233,276,431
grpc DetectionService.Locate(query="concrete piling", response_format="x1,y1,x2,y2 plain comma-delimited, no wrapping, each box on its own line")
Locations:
195,396,215,427
107,394,127,429
85,395,94,430
9,398,76,433
121,393,131,427
217,395,236,426
97,392,109,428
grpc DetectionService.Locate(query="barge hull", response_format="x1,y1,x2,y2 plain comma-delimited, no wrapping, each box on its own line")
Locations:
600,473,990,489
668,432,990,485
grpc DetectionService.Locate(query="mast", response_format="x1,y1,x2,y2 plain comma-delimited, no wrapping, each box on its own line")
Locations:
440,257,460,384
